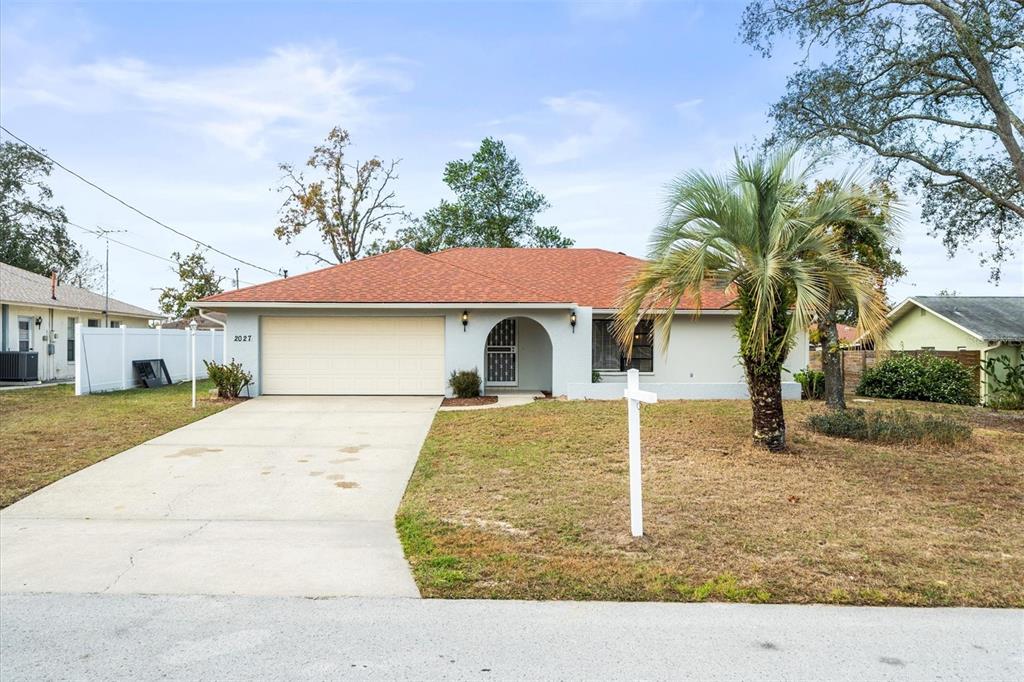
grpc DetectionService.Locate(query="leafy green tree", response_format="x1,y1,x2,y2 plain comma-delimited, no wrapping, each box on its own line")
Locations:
0,141,82,277
274,127,407,265
158,248,224,319
741,0,1024,280
812,180,906,409
616,148,888,451
388,138,573,252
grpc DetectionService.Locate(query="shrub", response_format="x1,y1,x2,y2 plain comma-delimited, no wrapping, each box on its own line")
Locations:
204,359,253,398
592,370,603,384
449,368,481,398
807,408,971,446
793,368,825,400
982,355,1024,410
856,353,978,405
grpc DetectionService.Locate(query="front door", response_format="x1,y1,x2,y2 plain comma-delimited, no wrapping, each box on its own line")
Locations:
486,318,517,386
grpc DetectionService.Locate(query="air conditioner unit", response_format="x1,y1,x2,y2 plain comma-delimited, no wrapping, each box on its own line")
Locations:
0,352,40,381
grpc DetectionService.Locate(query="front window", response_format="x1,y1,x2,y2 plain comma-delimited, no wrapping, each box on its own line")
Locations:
592,319,654,372
109,321,121,328
67,317,77,362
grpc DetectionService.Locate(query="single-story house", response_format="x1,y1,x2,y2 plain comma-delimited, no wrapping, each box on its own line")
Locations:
885,296,1023,401
196,248,808,399
0,262,160,382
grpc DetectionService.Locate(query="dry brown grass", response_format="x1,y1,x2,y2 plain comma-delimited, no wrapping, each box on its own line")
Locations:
397,397,1024,606
0,381,237,508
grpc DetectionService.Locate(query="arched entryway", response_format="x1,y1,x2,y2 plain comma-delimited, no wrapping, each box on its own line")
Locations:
483,316,553,394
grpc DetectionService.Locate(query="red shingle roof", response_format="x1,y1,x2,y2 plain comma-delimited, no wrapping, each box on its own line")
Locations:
200,248,734,309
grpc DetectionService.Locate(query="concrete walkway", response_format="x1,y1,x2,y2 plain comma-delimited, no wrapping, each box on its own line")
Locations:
0,396,440,598
438,391,544,411
1,594,1020,680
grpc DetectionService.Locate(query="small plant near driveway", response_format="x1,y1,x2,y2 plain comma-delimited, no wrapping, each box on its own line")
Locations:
448,368,481,398
204,359,253,398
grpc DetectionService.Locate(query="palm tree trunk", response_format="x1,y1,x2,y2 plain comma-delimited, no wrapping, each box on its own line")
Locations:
821,311,846,410
744,359,786,451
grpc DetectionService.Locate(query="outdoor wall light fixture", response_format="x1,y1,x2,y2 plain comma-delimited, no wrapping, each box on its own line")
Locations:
462,310,469,331
34,317,43,328
570,310,577,333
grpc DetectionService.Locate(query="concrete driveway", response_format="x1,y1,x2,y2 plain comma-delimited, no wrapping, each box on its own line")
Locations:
0,396,440,598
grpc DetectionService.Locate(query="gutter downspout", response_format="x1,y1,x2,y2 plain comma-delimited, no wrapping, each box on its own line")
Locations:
198,308,227,363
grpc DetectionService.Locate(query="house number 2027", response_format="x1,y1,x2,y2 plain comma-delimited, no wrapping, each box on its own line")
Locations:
233,335,252,342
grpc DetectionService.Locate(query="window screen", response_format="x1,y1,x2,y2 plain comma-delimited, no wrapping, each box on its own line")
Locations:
592,319,654,372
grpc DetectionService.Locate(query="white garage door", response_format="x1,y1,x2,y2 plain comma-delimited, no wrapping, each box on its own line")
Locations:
261,317,445,395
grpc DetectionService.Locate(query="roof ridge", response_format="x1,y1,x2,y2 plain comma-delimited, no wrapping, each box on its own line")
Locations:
203,249,420,302
421,250,572,303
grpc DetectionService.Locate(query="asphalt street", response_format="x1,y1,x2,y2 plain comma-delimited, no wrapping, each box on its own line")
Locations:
1,593,1020,680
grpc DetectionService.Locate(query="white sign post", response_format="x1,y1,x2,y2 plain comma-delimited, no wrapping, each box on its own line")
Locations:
624,368,657,537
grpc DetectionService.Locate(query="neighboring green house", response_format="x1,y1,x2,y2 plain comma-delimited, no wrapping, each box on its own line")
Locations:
886,296,1023,403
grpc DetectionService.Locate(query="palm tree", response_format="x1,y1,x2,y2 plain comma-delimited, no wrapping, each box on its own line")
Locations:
615,148,889,451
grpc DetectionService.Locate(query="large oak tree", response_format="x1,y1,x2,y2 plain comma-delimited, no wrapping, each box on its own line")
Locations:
742,0,1024,279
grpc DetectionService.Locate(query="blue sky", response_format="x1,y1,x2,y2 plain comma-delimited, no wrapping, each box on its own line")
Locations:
2,0,1020,309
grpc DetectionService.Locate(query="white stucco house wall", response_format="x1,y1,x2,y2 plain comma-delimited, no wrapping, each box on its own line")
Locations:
0,262,160,382
195,248,808,400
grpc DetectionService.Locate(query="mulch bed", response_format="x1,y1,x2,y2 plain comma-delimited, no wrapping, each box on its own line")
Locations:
441,395,499,407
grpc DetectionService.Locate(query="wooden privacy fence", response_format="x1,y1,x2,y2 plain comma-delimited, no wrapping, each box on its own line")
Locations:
807,349,982,393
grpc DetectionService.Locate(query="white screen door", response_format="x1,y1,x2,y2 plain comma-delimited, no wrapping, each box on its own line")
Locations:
486,318,517,386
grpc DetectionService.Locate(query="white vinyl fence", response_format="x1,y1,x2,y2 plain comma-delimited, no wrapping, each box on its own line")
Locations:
75,325,225,396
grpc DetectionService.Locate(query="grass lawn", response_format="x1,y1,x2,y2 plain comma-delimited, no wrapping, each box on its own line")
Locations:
0,381,237,508
397,397,1024,606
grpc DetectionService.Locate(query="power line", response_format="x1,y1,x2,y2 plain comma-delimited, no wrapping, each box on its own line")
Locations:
1,125,284,277
67,221,261,285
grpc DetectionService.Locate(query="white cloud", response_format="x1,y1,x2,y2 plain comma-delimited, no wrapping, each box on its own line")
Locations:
472,94,632,165
4,46,410,158
531,94,632,164
674,98,704,123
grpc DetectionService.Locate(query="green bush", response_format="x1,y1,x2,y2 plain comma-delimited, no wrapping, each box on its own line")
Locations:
807,408,971,446
794,368,825,400
982,355,1024,410
449,368,481,398
856,353,978,405
204,359,253,398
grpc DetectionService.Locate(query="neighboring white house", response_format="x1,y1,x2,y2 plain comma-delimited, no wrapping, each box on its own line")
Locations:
0,262,160,382
195,248,808,400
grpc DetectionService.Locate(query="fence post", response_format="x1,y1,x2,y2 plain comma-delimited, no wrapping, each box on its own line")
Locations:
120,325,128,390
190,321,197,408
210,328,215,370
74,322,83,396
157,325,162,362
